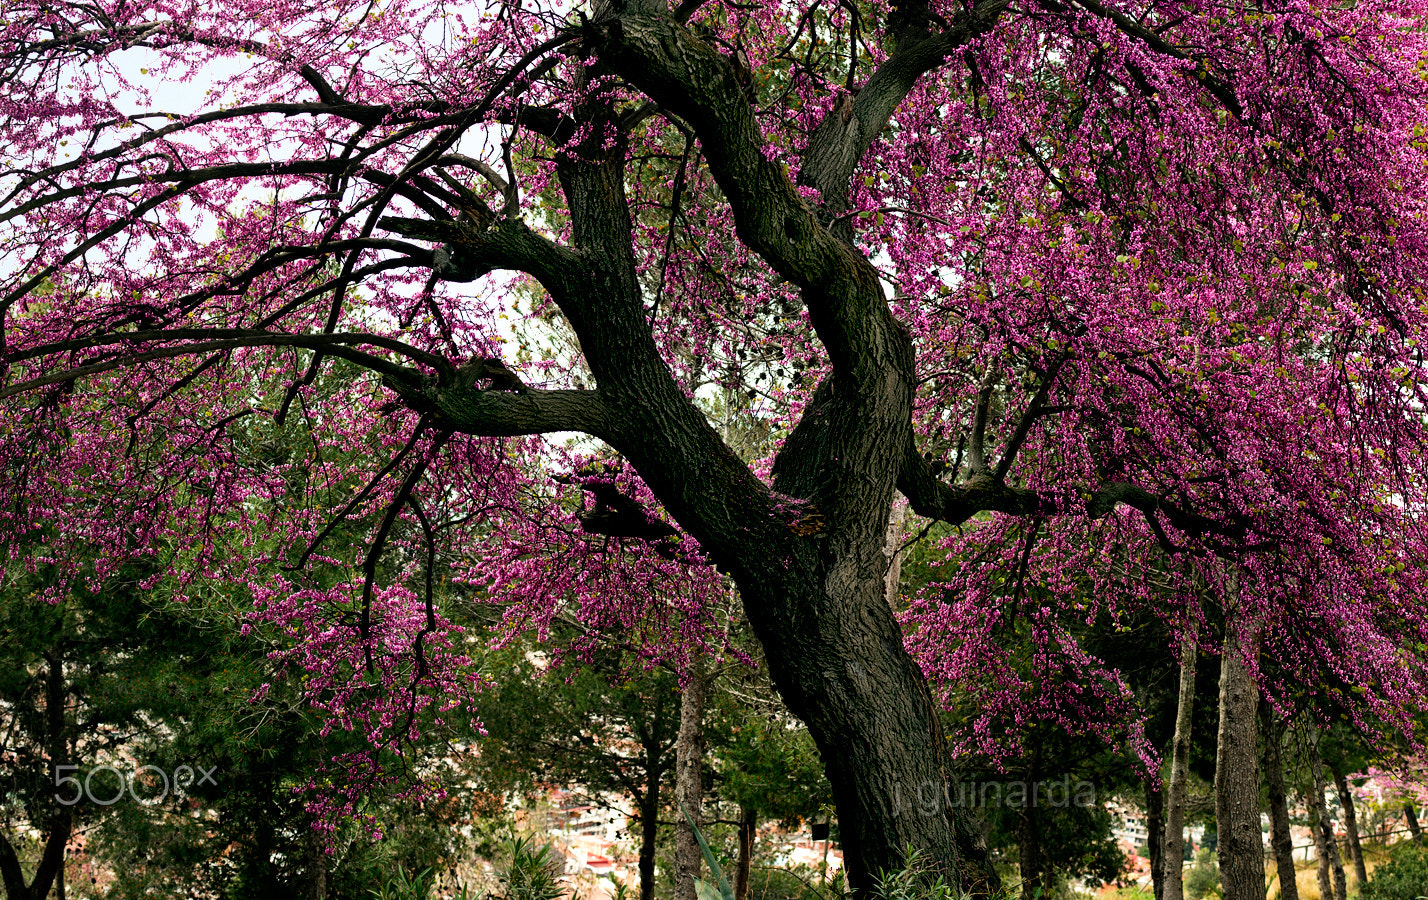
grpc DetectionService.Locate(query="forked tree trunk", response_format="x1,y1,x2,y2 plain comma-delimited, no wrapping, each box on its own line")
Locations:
1215,614,1265,900
1163,622,1199,900
1260,707,1298,900
1329,766,1367,887
1306,730,1346,900
674,664,707,900
0,653,73,900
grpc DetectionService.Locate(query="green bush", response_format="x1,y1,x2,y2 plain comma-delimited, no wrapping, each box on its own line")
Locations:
1184,848,1221,900
872,847,962,900
1361,840,1428,900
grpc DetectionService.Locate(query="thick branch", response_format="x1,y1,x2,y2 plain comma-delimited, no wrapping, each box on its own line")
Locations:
800,0,1013,215
1,333,434,400
398,381,616,440
900,439,1257,550
899,441,1050,526
379,216,590,299
594,12,891,377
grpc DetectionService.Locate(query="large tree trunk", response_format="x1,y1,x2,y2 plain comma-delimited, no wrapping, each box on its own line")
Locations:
674,664,707,900
1406,803,1423,842
583,11,1011,893
1329,766,1367,888
1260,708,1298,900
1215,614,1265,900
737,558,968,891
1163,622,1199,900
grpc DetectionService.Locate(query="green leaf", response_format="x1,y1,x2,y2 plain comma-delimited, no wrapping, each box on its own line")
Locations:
681,804,734,900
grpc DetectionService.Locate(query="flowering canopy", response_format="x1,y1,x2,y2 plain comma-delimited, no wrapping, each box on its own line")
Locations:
6,0,1428,884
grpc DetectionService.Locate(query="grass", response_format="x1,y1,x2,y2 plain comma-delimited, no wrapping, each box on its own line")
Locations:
1268,841,1397,900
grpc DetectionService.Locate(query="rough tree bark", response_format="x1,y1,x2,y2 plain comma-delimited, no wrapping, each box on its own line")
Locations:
1163,622,1199,900
884,500,908,607
1260,707,1299,900
1215,613,1265,900
674,664,707,900
1305,724,1345,900
1329,766,1367,888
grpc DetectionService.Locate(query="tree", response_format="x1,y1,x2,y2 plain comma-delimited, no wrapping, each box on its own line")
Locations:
7,0,1428,892
469,641,682,900
1214,611,1264,900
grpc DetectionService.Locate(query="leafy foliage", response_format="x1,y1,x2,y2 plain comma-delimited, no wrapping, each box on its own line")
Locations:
1361,841,1428,900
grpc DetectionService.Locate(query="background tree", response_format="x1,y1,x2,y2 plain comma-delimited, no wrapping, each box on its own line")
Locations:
470,641,682,900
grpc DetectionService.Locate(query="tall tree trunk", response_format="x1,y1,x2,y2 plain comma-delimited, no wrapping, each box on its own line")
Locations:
1017,803,1043,900
674,664,707,900
1305,731,1335,900
305,825,327,900
1215,613,1265,900
1260,708,1298,900
950,776,1001,899
1306,729,1346,900
1405,802,1422,842
638,787,660,900
587,14,985,890
1310,795,1332,900
1147,775,1166,900
735,806,756,900
1163,622,1199,900
1329,766,1367,888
